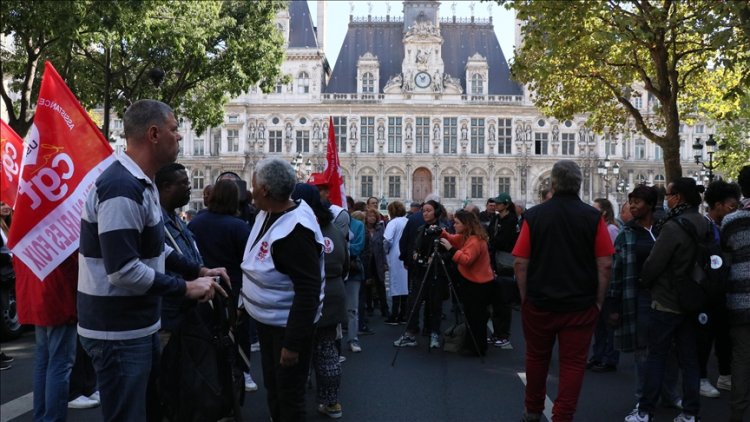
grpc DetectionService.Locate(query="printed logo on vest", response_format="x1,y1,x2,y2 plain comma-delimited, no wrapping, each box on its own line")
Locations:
257,241,270,261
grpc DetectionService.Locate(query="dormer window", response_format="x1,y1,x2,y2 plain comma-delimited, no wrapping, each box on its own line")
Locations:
470,74,484,95
362,72,375,93
296,72,310,94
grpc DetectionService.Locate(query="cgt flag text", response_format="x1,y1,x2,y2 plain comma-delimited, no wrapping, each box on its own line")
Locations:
0,120,25,208
8,61,114,280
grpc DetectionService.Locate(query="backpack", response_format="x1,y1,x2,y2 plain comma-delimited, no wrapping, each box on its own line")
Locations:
672,217,729,314
160,294,245,421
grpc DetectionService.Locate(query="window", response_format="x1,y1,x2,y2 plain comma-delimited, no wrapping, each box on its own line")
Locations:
654,174,666,187
470,73,484,95
696,124,704,134
362,72,375,93
193,138,204,156
269,130,283,153
470,176,483,198
605,139,617,156
361,175,373,198
192,169,205,190
360,116,375,153
388,117,402,153
470,118,485,154
561,133,575,156
227,129,239,152
388,175,401,198
227,115,238,123
212,129,221,155
633,96,642,109
534,132,549,155
635,140,645,159
498,177,511,195
333,116,347,153
112,119,123,129
415,117,430,154
443,117,457,154
296,130,310,153
274,80,284,94
497,118,512,155
654,144,663,160
297,71,310,94
443,176,457,199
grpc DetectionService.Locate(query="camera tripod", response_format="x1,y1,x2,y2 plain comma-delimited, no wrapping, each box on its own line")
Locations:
391,236,484,366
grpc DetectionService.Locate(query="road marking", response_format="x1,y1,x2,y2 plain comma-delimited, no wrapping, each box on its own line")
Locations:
517,372,553,422
1,392,33,422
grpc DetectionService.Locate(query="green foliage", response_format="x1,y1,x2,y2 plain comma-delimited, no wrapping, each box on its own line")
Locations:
1,0,287,137
499,0,749,182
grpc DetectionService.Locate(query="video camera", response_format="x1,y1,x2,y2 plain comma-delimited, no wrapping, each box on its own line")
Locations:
424,225,443,236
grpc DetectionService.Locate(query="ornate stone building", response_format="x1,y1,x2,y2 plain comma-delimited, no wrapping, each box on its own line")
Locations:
156,0,712,211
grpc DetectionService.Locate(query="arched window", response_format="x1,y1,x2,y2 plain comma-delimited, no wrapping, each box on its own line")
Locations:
297,71,310,94
654,174,666,187
635,173,647,186
362,72,375,93
192,169,205,190
470,73,484,95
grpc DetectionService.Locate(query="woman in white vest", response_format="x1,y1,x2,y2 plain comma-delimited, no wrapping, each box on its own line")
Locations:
241,158,325,422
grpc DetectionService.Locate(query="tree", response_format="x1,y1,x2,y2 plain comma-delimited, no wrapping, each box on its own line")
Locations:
501,0,749,182
1,0,287,138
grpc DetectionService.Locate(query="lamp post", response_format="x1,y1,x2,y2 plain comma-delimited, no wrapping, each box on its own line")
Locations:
578,126,597,201
516,122,532,205
692,134,721,183
291,152,304,180
597,155,620,198
380,195,387,212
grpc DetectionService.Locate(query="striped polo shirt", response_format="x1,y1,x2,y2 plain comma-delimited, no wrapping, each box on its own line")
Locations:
78,153,200,340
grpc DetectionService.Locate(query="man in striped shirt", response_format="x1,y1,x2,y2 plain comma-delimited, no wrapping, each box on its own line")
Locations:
78,99,228,422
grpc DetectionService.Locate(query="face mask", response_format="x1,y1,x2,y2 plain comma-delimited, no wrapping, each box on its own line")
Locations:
663,199,670,211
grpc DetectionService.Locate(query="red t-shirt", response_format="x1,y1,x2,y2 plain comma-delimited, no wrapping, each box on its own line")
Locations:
512,216,615,258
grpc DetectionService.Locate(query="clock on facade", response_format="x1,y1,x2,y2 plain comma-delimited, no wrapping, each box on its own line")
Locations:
414,72,432,88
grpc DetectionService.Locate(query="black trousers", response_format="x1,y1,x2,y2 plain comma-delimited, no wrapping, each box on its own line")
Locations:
257,322,315,422
69,336,97,400
460,281,492,355
697,305,732,377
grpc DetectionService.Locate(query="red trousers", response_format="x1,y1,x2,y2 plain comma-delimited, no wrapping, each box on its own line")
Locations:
522,302,599,422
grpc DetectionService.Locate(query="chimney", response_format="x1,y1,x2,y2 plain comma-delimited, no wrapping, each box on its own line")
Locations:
317,0,326,51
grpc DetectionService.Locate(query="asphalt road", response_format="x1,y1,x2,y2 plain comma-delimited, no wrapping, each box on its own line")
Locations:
0,308,737,422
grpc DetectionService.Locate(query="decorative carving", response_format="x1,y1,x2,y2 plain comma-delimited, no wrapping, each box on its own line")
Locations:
350,121,358,140
257,122,265,140
285,122,293,140
249,122,256,140
313,122,321,140
416,48,430,66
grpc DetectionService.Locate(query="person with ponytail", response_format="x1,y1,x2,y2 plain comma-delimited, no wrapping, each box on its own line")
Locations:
439,210,495,356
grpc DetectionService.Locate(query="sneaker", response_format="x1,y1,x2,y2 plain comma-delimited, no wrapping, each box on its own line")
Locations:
244,372,258,392
393,334,417,347
349,341,362,353
623,405,640,422
494,338,513,349
250,342,260,352
699,378,720,398
68,395,100,409
384,317,400,326
339,355,347,363
430,333,440,349
717,375,731,391
591,363,617,373
87,391,100,403
318,403,343,419
0,352,13,364
624,411,652,422
673,413,697,422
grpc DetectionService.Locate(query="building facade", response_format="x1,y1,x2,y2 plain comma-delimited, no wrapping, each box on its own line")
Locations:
140,0,713,211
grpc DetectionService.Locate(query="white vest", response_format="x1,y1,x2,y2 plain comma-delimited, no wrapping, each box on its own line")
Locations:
241,201,325,327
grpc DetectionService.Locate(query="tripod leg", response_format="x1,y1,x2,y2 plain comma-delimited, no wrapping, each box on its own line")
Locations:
390,262,434,366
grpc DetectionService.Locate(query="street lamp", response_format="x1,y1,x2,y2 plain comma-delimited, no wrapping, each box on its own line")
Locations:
597,155,620,198
379,195,387,211
291,152,303,177
692,135,722,183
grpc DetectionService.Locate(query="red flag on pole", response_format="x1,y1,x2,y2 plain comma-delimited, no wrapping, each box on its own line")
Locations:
323,116,347,208
8,61,114,280
0,120,25,208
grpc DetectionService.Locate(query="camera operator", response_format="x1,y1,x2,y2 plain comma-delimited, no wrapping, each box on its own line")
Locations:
439,210,495,357
393,200,449,349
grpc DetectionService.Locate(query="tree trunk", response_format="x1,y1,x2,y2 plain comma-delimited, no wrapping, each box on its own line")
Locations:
661,132,683,183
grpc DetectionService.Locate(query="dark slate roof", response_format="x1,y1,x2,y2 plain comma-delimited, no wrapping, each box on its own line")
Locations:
288,0,318,49
324,18,522,95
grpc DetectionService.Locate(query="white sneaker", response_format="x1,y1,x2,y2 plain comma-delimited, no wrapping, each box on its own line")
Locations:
429,333,440,349
624,411,651,422
717,374,731,391
673,412,696,422
244,372,258,392
338,355,346,363
68,395,100,409
86,391,100,403
700,378,720,398
349,341,362,353
250,342,260,352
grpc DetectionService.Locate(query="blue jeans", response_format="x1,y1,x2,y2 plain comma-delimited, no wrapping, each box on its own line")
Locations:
638,309,700,416
345,279,361,343
34,324,77,422
81,333,161,422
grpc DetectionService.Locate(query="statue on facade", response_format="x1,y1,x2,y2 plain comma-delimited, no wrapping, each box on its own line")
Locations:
285,122,292,139
416,48,429,66
257,123,265,139
488,123,496,141
350,121,358,140
461,122,468,140
405,122,413,140
249,123,256,140
377,122,385,140
313,122,321,140
433,123,440,140
384,73,403,93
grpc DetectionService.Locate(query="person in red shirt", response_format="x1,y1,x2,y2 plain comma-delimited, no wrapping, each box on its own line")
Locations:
512,160,614,422
439,210,495,356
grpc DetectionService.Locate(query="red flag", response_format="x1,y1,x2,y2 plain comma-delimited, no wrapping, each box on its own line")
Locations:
0,119,25,207
323,116,347,208
8,61,114,280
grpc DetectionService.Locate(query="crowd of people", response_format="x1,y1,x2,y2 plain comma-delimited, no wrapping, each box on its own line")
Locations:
2,98,750,422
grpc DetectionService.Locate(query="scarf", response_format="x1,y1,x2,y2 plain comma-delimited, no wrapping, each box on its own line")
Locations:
655,202,691,233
